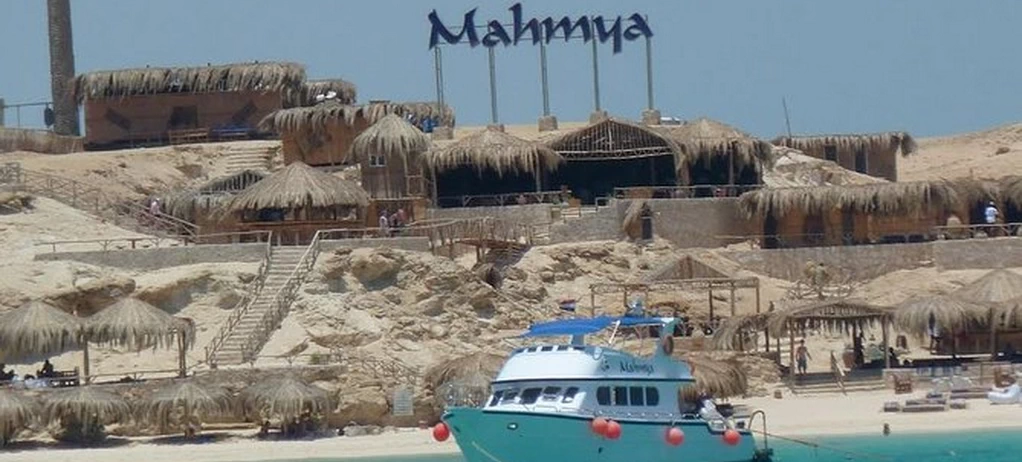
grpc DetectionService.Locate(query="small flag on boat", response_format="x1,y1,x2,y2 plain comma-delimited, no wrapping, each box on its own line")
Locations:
558,299,577,312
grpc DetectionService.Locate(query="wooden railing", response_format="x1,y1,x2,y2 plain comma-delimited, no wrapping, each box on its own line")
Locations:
932,222,1022,239
36,230,273,254
239,231,324,363
0,164,199,239
435,190,572,208
613,184,762,199
205,232,275,366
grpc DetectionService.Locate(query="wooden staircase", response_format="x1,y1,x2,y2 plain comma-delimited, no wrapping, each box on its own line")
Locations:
222,147,271,175
789,369,887,395
207,244,316,366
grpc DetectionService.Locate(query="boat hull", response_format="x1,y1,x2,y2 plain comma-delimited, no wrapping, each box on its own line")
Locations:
443,407,760,462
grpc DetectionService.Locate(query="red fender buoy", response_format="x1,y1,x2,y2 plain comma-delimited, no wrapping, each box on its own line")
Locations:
433,422,450,441
591,417,609,435
604,420,622,440
666,427,685,446
723,429,741,446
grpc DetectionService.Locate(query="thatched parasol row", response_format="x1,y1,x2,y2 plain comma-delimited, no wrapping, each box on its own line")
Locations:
73,62,307,102
738,180,959,217
0,376,331,445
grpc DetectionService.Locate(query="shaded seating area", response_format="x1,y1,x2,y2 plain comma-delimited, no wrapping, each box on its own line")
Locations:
425,126,563,208
656,117,771,197
218,161,370,244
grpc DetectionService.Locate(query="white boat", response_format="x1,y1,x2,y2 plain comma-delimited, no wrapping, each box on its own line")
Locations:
435,316,773,462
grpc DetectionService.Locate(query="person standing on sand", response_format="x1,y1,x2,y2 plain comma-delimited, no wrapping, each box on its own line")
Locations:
796,340,811,375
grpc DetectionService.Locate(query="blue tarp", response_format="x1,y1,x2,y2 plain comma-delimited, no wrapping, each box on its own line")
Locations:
522,316,667,337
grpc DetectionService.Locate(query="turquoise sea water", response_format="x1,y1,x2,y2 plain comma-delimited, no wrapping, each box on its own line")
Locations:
267,429,1022,462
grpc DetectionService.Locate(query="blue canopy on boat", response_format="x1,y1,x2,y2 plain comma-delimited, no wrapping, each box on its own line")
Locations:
521,316,669,337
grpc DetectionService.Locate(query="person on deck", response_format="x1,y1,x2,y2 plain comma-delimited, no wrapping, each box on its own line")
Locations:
40,359,55,378
795,340,811,375
378,211,389,235
396,208,408,227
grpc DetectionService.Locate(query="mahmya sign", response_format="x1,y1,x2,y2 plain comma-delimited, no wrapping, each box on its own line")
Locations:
428,3,652,53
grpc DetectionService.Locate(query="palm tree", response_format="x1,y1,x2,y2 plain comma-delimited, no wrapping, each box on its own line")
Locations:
47,0,80,136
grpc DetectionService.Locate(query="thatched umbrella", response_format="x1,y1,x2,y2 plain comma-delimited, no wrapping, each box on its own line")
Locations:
43,386,131,443
425,352,504,409
241,377,330,426
952,269,1022,355
141,380,233,437
351,114,431,162
425,127,562,188
711,313,770,351
0,389,38,446
219,161,369,216
894,294,988,337
164,170,268,223
0,300,82,361
85,298,195,378
678,353,749,398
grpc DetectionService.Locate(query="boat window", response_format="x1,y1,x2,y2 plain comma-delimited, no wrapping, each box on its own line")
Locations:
520,388,543,405
501,389,519,404
571,346,586,351
629,387,645,406
488,390,504,407
596,387,611,405
557,345,569,351
526,347,537,352
562,387,580,403
646,387,660,406
541,386,561,401
613,387,628,406
540,346,554,352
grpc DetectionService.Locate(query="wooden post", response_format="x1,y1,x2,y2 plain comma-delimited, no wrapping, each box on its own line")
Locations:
765,328,770,352
990,308,998,359
590,286,596,318
727,148,735,194
729,281,736,316
755,282,761,314
788,325,795,373
882,318,890,369
708,289,715,323
178,332,187,378
0,97,5,127
82,342,90,384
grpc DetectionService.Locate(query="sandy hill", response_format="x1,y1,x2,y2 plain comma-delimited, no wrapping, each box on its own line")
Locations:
901,123,1022,181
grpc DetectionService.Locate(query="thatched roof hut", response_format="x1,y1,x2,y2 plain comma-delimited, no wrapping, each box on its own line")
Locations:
764,148,886,188
241,377,330,422
771,132,917,182
141,381,233,433
220,161,369,214
678,353,749,398
43,386,132,427
0,389,38,445
0,300,82,361
85,298,194,351
1000,176,1022,210
766,299,893,337
424,352,505,391
425,127,562,176
657,117,773,173
351,114,431,162
772,132,918,158
738,180,959,218
260,101,455,136
164,170,268,223
894,295,988,335
72,61,307,102
288,79,357,106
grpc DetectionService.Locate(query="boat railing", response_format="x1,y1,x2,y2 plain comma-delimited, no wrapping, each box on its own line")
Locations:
440,382,489,408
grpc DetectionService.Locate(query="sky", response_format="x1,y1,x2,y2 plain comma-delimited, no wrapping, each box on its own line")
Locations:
1,0,1019,137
